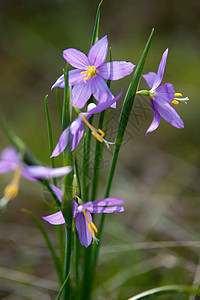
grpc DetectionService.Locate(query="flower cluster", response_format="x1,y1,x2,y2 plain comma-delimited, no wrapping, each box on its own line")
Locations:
0,34,189,249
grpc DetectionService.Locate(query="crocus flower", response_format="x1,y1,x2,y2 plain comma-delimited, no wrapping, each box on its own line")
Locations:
138,49,189,134
0,147,72,208
52,35,134,109
51,91,122,157
43,185,124,248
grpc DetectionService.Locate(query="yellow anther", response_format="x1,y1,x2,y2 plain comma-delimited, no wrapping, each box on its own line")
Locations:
92,131,103,142
3,166,21,200
98,129,105,137
4,184,19,200
81,66,98,81
174,93,183,97
172,100,179,105
82,116,105,142
83,210,98,238
91,222,98,233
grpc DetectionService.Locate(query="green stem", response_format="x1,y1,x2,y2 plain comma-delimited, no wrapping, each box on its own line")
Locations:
61,67,74,300
44,95,56,185
56,272,71,300
56,87,62,122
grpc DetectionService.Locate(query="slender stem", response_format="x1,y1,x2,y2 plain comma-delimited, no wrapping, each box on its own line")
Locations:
61,67,74,299
44,95,56,186
74,231,80,300
56,87,62,122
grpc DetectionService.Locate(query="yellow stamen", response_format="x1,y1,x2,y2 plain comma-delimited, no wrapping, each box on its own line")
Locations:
4,166,21,200
174,93,183,97
83,210,98,238
98,129,105,138
81,66,98,81
172,100,179,105
91,222,98,233
82,116,105,143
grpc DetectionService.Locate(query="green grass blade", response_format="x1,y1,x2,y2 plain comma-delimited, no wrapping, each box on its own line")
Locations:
127,285,200,299
44,95,56,185
90,0,103,47
55,87,62,122
56,272,71,300
22,209,62,283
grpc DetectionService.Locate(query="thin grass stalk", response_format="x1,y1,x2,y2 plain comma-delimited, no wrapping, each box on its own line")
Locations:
56,87,62,122
91,28,154,279
61,67,74,299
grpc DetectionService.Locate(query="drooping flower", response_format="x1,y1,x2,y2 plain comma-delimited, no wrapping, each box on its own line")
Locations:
51,91,122,157
138,49,189,134
43,185,124,248
0,147,72,208
52,35,134,109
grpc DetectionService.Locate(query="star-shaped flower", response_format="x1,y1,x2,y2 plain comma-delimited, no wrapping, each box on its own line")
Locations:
43,185,124,248
52,35,134,109
0,147,72,208
139,49,189,134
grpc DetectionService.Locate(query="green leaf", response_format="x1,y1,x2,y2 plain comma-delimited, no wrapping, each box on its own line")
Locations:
22,209,62,283
56,272,71,300
127,285,200,299
90,0,103,47
44,95,56,185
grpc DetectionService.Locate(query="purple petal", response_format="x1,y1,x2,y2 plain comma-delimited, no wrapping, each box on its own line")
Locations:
43,211,65,225
143,72,157,89
68,69,85,86
63,48,89,69
88,36,108,68
24,165,72,179
70,121,84,151
21,169,37,181
51,127,70,157
71,80,92,109
75,212,93,248
154,83,175,103
86,91,122,116
0,161,16,174
88,206,124,213
49,184,62,202
51,74,65,90
91,75,116,108
98,61,135,80
152,49,168,90
155,101,184,129
1,147,21,164
146,100,161,134
92,197,125,207
70,115,84,150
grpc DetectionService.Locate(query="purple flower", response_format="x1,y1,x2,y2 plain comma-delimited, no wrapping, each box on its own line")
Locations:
52,35,134,109
140,49,189,134
51,91,122,157
43,185,124,248
0,147,72,208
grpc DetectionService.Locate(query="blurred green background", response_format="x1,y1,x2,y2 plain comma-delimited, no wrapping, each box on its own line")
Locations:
0,0,200,299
